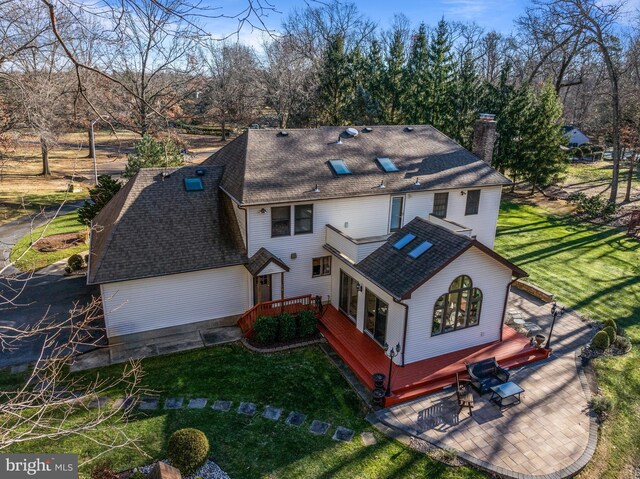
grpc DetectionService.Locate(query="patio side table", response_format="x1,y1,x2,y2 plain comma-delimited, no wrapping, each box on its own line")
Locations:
490,381,524,409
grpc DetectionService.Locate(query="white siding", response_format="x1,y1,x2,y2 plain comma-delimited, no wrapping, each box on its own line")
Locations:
403,247,512,363
329,260,406,365
101,266,250,337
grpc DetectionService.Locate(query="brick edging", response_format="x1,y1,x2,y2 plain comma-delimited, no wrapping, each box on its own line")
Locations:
240,337,325,354
368,351,599,479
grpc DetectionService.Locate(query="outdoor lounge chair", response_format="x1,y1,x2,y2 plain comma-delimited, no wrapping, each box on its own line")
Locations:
456,372,474,417
465,357,510,395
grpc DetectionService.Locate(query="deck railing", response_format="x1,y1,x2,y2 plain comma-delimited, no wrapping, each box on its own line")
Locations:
238,294,314,337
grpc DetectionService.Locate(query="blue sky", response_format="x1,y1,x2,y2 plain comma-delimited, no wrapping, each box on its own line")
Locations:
206,0,530,46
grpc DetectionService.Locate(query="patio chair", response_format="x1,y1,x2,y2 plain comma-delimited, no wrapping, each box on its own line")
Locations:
465,357,510,395
456,372,474,417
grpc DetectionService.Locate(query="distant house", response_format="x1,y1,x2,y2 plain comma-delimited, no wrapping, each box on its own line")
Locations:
562,126,590,146
88,119,535,372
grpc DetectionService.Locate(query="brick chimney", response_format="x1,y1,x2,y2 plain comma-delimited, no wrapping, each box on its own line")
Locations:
472,113,497,165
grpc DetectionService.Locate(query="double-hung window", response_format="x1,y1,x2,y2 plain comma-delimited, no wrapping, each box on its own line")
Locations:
465,190,481,215
294,204,313,234
271,206,291,237
432,192,449,218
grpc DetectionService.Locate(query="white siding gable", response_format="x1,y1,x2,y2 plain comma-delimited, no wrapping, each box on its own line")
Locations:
403,246,512,363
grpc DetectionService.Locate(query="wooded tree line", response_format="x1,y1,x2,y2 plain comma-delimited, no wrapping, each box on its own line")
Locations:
0,0,639,200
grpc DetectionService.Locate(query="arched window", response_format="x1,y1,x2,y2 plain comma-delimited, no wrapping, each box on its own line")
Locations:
432,275,482,336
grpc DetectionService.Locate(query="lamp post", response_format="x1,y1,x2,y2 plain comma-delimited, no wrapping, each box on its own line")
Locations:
545,302,565,349
383,342,401,397
90,119,99,184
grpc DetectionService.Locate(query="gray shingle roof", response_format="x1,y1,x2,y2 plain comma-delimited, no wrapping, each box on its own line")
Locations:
204,125,511,205
353,217,527,300
87,166,247,284
246,247,290,276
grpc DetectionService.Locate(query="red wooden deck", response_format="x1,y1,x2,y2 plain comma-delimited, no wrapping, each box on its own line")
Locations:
318,305,550,407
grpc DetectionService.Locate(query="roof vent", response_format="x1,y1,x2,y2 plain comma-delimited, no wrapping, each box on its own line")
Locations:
414,177,421,186
279,131,289,137
405,126,414,132
378,180,385,189
363,127,373,133
336,136,343,144
345,127,359,137
313,184,320,193
195,169,205,176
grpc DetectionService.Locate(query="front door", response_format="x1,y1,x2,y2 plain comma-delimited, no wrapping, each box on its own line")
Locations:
253,274,272,304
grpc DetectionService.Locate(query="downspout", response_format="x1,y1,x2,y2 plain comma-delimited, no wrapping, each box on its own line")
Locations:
394,298,410,367
500,277,520,342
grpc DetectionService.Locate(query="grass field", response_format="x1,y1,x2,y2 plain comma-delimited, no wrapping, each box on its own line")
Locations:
562,160,640,205
495,197,640,479
3,345,484,479
10,210,88,271
0,190,88,225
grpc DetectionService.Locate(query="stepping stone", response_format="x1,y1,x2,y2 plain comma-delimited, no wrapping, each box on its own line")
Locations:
88,396,109,408
237,402,257,416
262,406,282,421
285,411,307,427
10,363,28,374
309,420,330,436
164,397,184,410
333,426,354,442
188,398,207,409
361,431,377,446
112,397,136,410
139,397,159,410
212,400,232,412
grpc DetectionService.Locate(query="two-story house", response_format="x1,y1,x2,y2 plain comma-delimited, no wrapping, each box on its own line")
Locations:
88,121,538,383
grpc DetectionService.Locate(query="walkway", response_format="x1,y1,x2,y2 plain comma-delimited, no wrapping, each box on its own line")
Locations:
370,289,597,479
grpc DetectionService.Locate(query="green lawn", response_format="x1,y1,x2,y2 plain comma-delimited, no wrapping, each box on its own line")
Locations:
3,345,484,479
10,210,88,271
0,190,87,225
495,198,640,478
564,160,639,189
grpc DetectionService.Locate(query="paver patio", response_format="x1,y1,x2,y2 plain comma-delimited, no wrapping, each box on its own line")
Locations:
371,289,597,478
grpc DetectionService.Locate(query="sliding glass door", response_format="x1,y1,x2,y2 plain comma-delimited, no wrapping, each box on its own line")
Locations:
339,270,359,322
365,289,388,345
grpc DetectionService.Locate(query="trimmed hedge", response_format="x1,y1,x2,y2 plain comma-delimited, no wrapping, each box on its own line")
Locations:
603,318,617,331
67,254,84,270
167,428,209,475
591,330,610,350
254,316,279,345
278,313,296,342
297,310,318,338
603,326,616,344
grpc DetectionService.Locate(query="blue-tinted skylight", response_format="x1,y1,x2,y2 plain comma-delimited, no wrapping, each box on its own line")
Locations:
393,233,416,250
328,159,351,175
184,177,204,191
376,157,399,172
408,241,433,259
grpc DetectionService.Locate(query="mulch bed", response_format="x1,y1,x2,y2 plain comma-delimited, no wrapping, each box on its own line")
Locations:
33,232,86,252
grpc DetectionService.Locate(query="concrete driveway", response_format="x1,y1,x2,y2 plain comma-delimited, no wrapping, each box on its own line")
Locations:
0,275,103,368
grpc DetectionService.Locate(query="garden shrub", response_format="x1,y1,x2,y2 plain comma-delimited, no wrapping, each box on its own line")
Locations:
614,335,631,351
567,192,620,221
90,460,116,479
254,315,279,345
167,428,209,475
67,254,84,270
603,318,616,331
590,395,613,418
603,326,616,344
278,313,296,342
297,310,318,338
591,330,610,350
128,472,146,479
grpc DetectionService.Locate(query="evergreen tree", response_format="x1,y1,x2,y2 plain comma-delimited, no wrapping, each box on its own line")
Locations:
425,19,456,134
525,83,568,192
318,34,350,125
124,134,184,178
77,176,122,226
451,51,479,149
382,29,407,124
404,23,429,124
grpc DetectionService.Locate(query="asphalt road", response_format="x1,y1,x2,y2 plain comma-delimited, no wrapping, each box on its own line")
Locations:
0,275,102,368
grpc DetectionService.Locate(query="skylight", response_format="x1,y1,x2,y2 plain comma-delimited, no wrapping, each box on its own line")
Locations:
328,159,351,175
376,157,399,172
184,177,204,191
408,241,433,259
393,233,416,250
